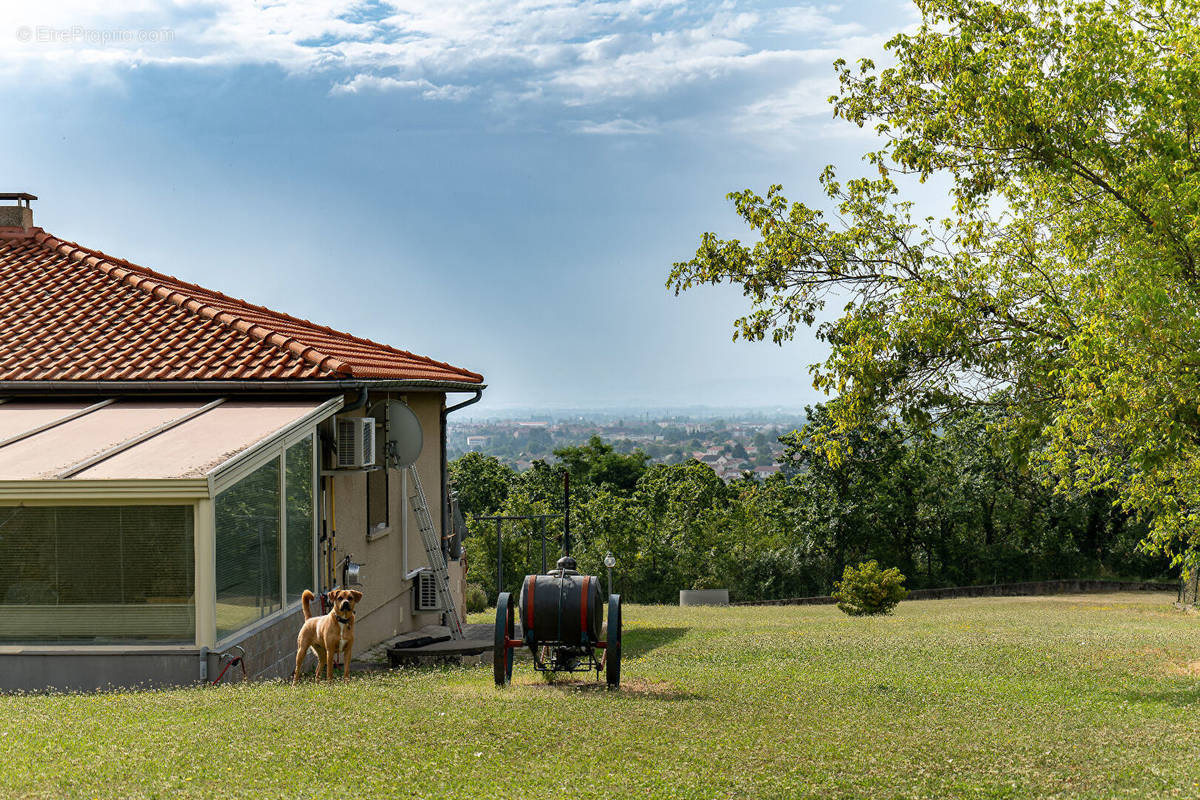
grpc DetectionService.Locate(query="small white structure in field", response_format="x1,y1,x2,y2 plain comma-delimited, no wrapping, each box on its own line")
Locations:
679,589,730,606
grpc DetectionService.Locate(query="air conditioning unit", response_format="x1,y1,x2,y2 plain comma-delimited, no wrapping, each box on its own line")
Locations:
335,417,376,468
414,570,442,612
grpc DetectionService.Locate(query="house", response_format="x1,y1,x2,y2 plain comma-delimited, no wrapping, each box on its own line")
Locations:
716,465,744,483
0,194,484,691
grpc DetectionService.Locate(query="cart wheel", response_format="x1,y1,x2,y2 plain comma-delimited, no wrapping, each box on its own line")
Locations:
605,593,622,689
494,592,514,686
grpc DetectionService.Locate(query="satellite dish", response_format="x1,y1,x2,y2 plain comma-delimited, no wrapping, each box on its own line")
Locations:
383,401,423,468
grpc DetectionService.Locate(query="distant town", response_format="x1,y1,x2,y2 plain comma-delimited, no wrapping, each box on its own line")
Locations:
447,409,809,482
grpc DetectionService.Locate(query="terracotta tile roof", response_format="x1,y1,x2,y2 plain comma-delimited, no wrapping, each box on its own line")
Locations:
0,227,483,384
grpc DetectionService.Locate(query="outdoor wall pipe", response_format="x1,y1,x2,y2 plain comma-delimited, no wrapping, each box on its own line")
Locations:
314,387,367,594
334,389,368,583
441,389,484,553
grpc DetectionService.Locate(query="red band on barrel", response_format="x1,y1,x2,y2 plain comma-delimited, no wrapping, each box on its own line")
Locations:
580,575,590,640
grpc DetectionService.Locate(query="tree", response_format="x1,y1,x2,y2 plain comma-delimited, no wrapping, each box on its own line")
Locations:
554,436,649,495
631,461,732,601
449,404,1167,603
669,0,1200,568
523,426,553,455
448,452,515,518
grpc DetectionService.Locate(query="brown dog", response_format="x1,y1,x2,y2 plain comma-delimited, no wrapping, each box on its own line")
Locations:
292,588,362,683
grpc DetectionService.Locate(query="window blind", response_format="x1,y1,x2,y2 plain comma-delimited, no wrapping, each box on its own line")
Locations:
0,505,194,642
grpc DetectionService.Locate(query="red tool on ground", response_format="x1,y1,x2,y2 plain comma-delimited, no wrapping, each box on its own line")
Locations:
211,645,247,685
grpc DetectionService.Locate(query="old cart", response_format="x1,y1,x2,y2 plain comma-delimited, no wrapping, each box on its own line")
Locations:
494,555,622,688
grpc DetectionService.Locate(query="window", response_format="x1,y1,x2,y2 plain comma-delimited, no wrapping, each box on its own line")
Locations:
285,437,315,603
367,467,389,535
215,458,281,639
0,505,194,642
367,421,389,535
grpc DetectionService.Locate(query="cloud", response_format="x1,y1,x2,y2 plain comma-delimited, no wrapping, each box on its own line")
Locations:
0,1,910,136
330,73,473,100
573,117,658,135
546,13,810,104
771,6,865,37
736,77,837,132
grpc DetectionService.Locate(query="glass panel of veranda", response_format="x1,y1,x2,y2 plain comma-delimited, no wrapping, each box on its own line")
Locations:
285,436,315,604
215,458,281,639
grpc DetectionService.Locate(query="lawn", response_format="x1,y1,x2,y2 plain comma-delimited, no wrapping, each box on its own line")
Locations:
3,593,1200,799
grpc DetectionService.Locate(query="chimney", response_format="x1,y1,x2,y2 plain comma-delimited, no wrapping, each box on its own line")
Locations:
0,193,35,232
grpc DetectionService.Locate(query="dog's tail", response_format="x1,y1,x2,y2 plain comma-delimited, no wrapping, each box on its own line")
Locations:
301,589,315,620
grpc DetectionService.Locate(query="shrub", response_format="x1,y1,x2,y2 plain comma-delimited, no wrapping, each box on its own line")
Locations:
832,561,908,616
464,582,488,613
691,575,723,590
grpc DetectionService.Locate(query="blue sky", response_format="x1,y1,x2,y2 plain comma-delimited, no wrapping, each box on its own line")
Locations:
0,1,918,412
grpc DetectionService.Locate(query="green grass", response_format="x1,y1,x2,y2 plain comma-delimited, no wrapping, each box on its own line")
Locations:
4,593,1200,798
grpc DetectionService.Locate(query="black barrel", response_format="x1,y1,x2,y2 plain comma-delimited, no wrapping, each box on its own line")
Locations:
518,572,604,646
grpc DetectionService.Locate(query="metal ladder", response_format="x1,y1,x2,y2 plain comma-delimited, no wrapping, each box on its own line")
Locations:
406,465,464,640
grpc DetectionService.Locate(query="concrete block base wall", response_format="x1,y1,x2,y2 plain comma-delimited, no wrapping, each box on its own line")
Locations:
0,607,308,692
212,606,307,684
0,589,460,692
0,648,205,693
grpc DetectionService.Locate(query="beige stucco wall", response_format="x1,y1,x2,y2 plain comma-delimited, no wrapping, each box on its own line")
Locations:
328,391,462,651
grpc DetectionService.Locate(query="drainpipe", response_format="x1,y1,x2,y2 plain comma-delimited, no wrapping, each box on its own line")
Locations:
340,386,369,415
441,389,483,555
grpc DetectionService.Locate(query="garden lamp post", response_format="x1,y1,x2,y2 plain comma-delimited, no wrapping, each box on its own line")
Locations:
604,551,616,596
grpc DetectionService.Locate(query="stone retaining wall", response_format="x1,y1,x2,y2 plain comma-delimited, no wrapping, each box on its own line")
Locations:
732,579,1176,607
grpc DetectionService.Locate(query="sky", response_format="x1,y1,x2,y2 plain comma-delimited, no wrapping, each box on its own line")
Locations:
0,0,921,413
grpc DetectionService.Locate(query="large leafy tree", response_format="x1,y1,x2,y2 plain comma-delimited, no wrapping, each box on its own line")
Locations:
669,0,1200,566
555,435,649,495
448,452,515,518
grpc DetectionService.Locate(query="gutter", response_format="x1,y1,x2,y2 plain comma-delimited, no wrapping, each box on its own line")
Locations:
441,388,484,556
0,379,487,395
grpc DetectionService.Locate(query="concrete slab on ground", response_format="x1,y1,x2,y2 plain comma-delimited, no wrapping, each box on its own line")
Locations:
359,622,500,668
